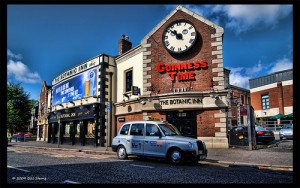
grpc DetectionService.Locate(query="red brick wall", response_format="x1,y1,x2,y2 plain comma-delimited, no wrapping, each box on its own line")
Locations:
250,84,293,112
116,113,143,133
283,85,293,107
147,10,217,94
147,112,167,121
39,83,49,118
197,110,220,137
116,110,221,137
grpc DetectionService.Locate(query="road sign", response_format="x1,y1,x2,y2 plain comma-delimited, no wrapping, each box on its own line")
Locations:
107,104,111,111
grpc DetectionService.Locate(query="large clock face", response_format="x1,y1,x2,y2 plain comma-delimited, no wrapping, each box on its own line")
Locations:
162,20,197,54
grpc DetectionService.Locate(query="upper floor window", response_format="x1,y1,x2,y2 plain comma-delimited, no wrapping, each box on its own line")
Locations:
125,70,133,92
261,94,270,110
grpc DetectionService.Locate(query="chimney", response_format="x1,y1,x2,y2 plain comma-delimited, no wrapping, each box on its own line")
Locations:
118,34,132,55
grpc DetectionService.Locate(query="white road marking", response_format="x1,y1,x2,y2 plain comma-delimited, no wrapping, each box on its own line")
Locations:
130,164,154,168
62,180,81,184
7,165,30,172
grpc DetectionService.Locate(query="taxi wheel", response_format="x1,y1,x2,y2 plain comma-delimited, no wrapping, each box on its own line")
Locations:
169,149,184,165
117,145,128,160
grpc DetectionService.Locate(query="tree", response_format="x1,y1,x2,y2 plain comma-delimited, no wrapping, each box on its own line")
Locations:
7,82,33,134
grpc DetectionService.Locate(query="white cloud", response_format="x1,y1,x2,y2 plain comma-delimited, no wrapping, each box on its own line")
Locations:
268,58,293,74
179,4,292,34
224,5,292,34
245,61,263,75
7,49,23,60
228,67,251,89
7,59,42,84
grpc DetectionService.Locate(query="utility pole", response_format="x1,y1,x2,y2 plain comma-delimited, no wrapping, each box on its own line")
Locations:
247,104,253,150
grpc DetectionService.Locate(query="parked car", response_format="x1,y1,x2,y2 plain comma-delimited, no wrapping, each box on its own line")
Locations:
112,120,207,165
279,124,293,140
255,125,275,144
24,132,33,137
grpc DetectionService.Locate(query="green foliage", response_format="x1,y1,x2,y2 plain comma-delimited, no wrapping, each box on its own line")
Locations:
7,82,33,134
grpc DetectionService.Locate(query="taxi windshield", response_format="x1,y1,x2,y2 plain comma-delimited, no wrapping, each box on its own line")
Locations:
158,122,181,136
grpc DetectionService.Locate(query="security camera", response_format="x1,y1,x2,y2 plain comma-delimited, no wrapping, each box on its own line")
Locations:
140,101,146,105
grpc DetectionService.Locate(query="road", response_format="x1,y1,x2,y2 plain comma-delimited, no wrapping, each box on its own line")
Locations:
7,146,293,184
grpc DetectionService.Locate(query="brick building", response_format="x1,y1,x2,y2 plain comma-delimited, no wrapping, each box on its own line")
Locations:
115,6,229,148
249,69,293,124
37,81,51,141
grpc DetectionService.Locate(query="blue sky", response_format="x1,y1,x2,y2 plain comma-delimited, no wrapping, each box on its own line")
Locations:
7,4,293,101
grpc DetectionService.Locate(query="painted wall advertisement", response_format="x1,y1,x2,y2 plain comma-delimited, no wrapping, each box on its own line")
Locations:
52,68,97,106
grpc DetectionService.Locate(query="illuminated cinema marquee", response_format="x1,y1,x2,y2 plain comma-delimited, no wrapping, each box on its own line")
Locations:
157,60,208,81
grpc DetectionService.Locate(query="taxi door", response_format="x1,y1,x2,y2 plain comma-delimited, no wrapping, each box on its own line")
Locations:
143,123,166,158
127,123,145,156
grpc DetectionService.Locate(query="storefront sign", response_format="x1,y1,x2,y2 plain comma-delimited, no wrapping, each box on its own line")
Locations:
52,68,97,106
52,57,99,85
157,60,208,81
118,117,125,122
159,98,202,106
49,107,95,123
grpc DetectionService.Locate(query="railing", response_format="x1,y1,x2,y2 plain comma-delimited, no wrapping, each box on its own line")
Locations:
257,120,293,132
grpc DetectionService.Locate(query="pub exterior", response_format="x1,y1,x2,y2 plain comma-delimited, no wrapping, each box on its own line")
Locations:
115,6,230,148
47,54,116,147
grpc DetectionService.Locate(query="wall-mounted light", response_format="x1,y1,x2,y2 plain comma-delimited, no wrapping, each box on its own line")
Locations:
69,101,75,106
123,93,130,99
58,104,64,108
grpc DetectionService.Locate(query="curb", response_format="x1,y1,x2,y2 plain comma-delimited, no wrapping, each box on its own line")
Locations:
204,159,293,171
9,144,293,171
10,144,115,155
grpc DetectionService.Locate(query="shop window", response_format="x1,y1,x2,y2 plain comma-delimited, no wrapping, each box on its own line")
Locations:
125,69,133,92
261,94,270,110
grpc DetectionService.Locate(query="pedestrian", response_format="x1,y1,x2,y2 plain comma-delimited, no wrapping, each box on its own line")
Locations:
8,134,12,142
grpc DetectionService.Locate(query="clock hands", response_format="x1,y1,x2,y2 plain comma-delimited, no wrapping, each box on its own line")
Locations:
170,29,183,40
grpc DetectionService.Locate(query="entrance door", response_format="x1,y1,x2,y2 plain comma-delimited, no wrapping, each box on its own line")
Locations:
166,111,197,138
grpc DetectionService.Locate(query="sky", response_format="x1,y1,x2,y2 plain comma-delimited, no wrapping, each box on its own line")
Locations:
7,4,294,101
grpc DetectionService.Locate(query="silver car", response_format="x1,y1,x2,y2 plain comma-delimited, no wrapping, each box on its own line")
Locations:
279,124,293,140
112,121,207,165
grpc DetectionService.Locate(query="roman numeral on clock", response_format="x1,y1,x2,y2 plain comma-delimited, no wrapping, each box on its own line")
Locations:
165,40,170,47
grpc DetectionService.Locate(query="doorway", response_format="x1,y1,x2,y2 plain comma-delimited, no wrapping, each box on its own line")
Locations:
166,111,197,138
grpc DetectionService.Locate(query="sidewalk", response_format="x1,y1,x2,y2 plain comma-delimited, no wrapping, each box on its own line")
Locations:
7,141,293,171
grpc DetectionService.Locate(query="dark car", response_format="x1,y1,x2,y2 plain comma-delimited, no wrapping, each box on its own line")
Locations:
255,126,275,144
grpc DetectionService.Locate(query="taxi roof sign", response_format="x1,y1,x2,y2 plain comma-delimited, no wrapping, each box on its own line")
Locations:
144,116,160,121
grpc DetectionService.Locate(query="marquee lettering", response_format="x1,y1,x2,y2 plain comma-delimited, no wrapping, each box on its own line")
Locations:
159,98,202,106
157,60,207,81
